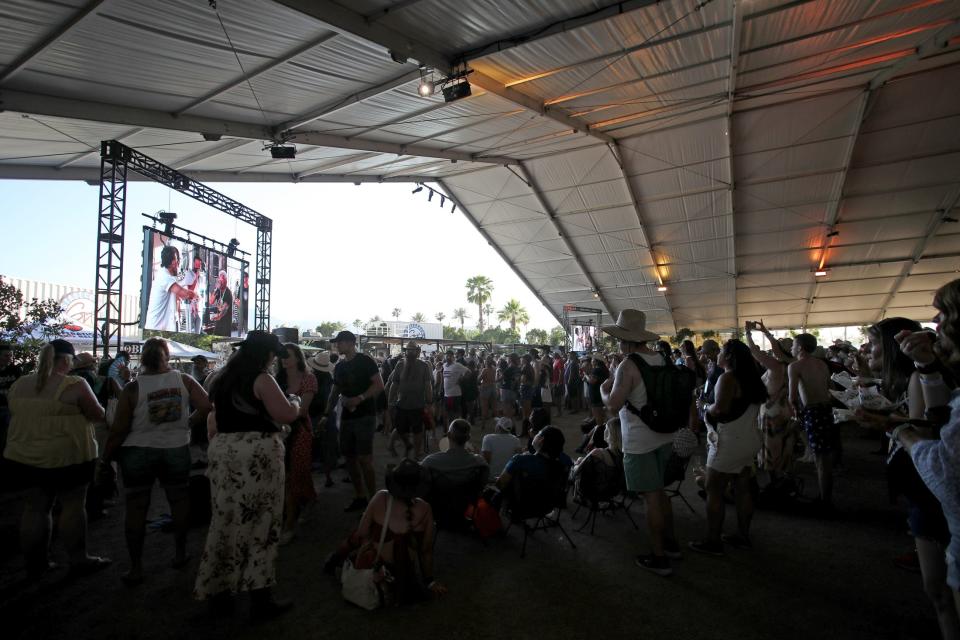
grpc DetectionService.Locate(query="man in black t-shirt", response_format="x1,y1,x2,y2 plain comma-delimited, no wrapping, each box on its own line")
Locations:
0,343,23,448
330,331,384,512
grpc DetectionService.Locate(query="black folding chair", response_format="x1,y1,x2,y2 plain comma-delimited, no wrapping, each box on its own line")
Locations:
570,455,638,535
503,460,576,558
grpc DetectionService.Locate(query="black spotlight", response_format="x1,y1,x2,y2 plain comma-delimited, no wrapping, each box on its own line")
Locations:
158,211,177,236
270,144,296,159
442,78,471,103
412,184,423,194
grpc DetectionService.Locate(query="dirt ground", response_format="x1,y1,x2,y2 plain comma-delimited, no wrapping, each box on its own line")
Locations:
0,412,941,640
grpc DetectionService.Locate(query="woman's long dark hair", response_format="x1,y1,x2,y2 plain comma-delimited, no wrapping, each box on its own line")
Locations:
275,342,306,391
211,341,276,408
721,339,768,405
868,317,921,401
681,339,706,380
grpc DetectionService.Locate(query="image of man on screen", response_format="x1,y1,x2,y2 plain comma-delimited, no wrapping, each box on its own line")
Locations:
180,256,206,333
145,245,197,332
207,270,234,336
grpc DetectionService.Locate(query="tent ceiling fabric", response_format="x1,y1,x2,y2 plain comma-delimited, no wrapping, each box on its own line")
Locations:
2,0,959,332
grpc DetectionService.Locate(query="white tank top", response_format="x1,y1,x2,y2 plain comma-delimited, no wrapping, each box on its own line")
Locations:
619,352,675,455
123,370,191,449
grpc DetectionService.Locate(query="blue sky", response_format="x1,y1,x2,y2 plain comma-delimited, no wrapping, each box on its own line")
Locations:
0,179,561,333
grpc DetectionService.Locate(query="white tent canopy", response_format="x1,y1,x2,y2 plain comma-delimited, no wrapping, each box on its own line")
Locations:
122,339,218,361
2,0,959,333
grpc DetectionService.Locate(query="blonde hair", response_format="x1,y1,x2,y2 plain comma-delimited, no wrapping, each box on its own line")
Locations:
35,344,71,393
604,417,623,455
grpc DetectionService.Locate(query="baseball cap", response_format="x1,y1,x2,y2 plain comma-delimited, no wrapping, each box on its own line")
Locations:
330,330,356,344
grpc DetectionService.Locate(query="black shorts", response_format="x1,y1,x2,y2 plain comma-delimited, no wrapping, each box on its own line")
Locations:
395,408,425,435
5,459,95,492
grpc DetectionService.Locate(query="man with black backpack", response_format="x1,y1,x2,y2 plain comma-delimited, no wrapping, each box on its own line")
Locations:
601,310,694,577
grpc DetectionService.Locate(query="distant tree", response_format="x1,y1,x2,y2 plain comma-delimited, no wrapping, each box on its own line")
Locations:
476,325,520,344
411,312,426,323
525,328,548,345
0,276,65,371
483,303,494,323
315,320,345,336
369,314,382,323
435,312,445,324
497,299,529,332
391,307,401,320
466,275,494,331
548,326,568,346
443,325,467,341
701,329,717,340
452,307,469,330
671,327,694,345
353,318,363,331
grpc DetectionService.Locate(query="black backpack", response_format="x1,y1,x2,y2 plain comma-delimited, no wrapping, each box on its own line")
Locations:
624,352,696,433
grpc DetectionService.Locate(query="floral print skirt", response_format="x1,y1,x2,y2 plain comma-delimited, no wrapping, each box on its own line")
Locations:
193,431,285,600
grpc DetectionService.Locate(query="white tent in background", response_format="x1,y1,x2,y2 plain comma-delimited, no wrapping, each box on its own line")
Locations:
123,339,217,361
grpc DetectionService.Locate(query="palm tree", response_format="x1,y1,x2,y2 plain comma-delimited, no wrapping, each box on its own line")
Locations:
466,275,494,331
411,312,426,323
353,318,363,331
369,314,381,323
497,299,529,332
392,307,401,320
435,312,445,324
483,303,494,323
453,307,469,330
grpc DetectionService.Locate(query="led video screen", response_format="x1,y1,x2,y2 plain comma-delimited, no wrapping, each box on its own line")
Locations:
139,228,248,337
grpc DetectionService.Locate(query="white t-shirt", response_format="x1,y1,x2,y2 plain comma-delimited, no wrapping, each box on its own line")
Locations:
619,352,675,455
146,269,179,332
481,432,522,476
442,362,469,397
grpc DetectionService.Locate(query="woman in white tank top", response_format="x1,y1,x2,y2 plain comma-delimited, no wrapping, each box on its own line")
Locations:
104,337,210,586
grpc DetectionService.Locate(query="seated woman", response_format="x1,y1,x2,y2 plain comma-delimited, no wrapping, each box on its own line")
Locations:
338,459,446,605
571,419,624,503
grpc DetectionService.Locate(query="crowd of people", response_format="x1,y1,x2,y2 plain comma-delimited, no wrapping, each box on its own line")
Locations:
1,278,959,632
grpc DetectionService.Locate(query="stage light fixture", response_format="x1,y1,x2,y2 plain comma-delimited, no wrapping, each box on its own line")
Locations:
158,210,177,236
814,268,829,277
428,188,435,202
418,79,435,97
227,238,239,257
592,290,600,299
412,184,423,194
269,144,296,159
173,176,190,191
440,195,446,207
657,285,668,292
451,203,457,214
441,78,471,103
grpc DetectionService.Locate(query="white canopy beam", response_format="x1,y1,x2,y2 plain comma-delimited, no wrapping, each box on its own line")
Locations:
172,139,251,170
174,33,340,115
0,89,518,165
0,0,108,84
725,0,743,333
295,152,383,179
55,126,144,169
876,186,960,321
517,162,613,319
608,142,676,333
275,70,421,132
437,179,564,326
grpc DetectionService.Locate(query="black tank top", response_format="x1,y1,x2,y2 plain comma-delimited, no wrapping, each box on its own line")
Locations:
214,372,277,433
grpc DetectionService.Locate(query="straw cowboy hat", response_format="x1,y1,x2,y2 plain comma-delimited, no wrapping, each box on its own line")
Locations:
307,350,334,373
601,309,660,343
404,340,421,352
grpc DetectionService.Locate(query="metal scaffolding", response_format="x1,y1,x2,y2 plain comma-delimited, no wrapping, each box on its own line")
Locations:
93,140,272,356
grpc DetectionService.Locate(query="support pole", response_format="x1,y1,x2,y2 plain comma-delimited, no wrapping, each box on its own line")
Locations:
93,140,129,357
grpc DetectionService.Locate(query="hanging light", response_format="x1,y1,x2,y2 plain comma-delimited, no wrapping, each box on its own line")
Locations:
814,268,829,277
439,194,446,207
427,188,435,202
418,79,435,97
657,285,668,292
412,184,423,194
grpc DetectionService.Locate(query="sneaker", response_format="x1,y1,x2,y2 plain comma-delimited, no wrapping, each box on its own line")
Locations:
344,497,368,513
635,554,673,577
721,533,752,549
688,540,725,556
663,539,683,560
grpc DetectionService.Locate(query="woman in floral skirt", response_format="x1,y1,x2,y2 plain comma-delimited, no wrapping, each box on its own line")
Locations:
193,331,301,620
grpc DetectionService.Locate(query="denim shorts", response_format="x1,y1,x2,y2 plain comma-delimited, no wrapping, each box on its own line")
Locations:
118,445,190,492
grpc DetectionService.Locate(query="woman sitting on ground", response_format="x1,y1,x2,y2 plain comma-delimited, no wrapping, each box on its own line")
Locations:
337,459,446,604
104,337,210,586
690,339,767,556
